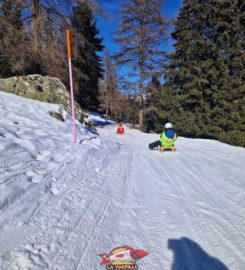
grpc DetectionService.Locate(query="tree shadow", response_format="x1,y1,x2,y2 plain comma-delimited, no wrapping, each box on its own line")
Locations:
91,120,114,127
168,237,229,270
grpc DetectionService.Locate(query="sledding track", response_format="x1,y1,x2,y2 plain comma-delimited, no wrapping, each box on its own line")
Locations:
1,122,245,270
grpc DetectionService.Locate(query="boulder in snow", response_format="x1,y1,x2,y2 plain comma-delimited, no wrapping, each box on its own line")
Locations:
0,74,83,121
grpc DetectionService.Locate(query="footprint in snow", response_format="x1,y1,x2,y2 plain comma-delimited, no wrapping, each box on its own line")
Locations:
36,149,51,161
47,183,60,195
26,170,42,183
5,243,50,269
52,177,57,182
95,168,103,174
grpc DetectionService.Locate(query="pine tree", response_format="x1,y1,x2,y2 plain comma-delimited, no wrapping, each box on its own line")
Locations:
161,0,245,146
71,2,104,110
114,0,167,131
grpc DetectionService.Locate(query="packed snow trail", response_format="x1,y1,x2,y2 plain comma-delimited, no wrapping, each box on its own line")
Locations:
0,92,245,270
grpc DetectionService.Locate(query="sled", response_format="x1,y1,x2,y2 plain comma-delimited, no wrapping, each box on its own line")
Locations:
158,146,176,152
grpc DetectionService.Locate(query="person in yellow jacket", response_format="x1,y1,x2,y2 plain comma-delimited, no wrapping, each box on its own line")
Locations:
148,123,177,150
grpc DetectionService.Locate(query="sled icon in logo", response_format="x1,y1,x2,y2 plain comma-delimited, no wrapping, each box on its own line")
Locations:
99,245,148,269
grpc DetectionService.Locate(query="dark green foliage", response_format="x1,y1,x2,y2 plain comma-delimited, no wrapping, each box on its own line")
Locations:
144,112,159,133
144,75,161,132
71,3,104,110
157,0,245,147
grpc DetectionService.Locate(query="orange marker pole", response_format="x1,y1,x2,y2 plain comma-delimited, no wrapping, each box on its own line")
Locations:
66,29,77,143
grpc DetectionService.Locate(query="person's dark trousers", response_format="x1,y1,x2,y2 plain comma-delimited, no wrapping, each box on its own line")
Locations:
149,140,161,149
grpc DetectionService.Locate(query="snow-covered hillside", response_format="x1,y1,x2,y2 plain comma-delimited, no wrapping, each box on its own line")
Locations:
0,91,245,270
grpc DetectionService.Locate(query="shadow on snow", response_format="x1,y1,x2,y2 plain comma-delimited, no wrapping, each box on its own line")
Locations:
168,237,229,270
91,120,114,128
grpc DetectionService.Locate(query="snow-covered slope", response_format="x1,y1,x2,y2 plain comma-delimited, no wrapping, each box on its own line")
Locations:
0,91,245,270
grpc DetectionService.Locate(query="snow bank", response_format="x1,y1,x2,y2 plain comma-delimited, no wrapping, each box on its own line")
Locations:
0,91,245,270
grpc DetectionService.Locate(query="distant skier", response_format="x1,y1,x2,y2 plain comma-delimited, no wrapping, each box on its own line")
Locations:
149,122,177,150
117,123,125,135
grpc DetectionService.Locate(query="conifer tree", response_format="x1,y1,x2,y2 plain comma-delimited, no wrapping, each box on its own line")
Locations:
161,0,245,146
71,2,104,110
114,0,167,131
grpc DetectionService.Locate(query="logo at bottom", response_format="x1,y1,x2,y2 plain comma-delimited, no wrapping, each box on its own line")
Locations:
99,246,148,270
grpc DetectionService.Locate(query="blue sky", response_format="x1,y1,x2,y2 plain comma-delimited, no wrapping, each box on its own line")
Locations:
96,0,182,81
96,0,182,55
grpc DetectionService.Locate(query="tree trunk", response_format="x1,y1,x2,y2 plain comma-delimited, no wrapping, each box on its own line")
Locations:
32,0,41,56
138,50,144,132
105,107,108,121
138,109,144,131
110,100,113,119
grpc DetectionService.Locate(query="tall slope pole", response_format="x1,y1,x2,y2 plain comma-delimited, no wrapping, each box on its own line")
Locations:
66,29,77,143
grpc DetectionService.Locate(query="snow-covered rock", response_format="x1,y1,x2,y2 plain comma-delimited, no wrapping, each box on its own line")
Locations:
0,74,82,120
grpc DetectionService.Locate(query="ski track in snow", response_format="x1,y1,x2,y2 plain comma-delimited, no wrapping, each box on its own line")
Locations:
0,91,245,270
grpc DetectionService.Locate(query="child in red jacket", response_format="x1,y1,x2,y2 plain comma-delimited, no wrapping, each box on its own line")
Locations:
117,123,124,135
